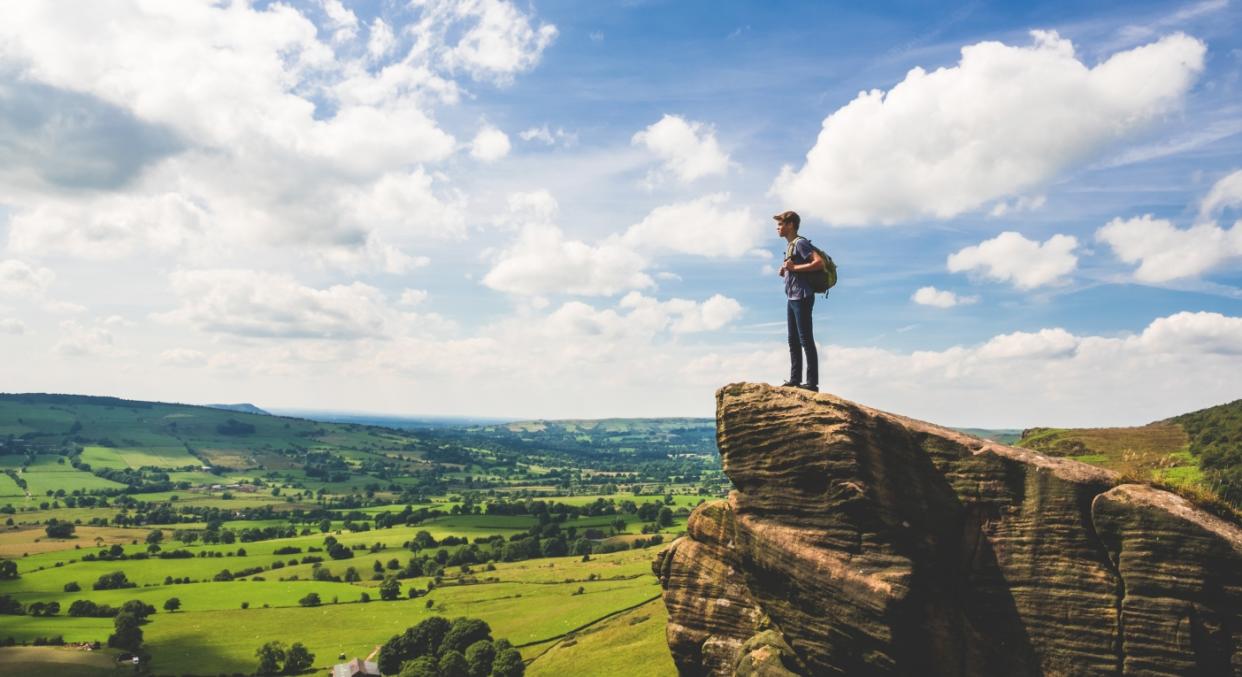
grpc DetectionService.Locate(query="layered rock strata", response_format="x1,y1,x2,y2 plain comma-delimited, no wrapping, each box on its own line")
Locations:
654,383,1242,676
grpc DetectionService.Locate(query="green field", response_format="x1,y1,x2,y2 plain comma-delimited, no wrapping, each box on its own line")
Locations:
0,474,23,498
527,598,675,676
0,393,729,675
80,446,200,471
0,646,123,676
139,576,661,674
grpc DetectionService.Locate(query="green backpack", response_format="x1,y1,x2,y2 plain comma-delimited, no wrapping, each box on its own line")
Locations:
786,236,837,295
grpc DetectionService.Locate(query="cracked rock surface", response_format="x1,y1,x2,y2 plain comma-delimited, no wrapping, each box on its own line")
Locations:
653,383,1242,676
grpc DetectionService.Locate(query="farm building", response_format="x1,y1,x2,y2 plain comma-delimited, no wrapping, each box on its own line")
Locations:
332,657,380,677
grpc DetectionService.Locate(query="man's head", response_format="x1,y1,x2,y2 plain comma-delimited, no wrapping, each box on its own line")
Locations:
773,210,800,230
774,210,800,238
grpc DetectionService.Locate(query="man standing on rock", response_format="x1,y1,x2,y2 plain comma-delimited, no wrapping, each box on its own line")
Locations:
776,210,824,392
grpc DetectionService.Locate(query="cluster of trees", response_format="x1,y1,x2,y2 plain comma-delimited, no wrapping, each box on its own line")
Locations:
1176,400,1242,506
107,600,155,653
0,594,156,628
255,641,315,675
68,600,126,617
26,601,61,616
377,616,523,677
0,595,26,614
92,571,136,590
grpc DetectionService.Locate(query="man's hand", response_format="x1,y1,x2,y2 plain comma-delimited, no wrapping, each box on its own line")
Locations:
779,261,788,276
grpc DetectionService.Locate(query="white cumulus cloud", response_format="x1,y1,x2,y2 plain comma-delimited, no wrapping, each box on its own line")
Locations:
771,31,1206,225
1096,215,1242,282
1137,311,1242,354
436,0,559,84
52,320,115,357
0,318,26,335
948,232,1078,289
519,125,575,146
482,223,652,296
471,124,512,162
622,194,759,258
911,286,977,308
632,114,730,184
399,289,429,306
978,328,1078,359
0,259,55,296
1199,169,1242,218
0,0,553,269
618,292,743,334
367,18,396,60
161,270,398,340
159,348,207,366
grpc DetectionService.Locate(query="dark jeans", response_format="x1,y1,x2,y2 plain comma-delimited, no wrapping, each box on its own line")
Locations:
787,297,817,387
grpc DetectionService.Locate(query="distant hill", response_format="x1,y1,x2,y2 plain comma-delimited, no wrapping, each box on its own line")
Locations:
952,428,1024,445
273,409,515,430
0,392,728,501
206,402,270,416
0,391,400,473
1015,398,1242,508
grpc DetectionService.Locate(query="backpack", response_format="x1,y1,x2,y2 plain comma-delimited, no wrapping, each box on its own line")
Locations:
786,236,837,295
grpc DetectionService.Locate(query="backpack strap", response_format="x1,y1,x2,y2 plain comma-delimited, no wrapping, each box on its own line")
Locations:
785,236,806,261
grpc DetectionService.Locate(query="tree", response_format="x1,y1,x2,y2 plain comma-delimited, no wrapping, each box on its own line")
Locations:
379,576,401,601
146,529,164,545
255,640,286,675
398,656,439,677
93,571,134,590
490,646,524,677
0,594,23,615
465,639,496,677
121,600,156,620
438,650,469,677
298,592,321,607
107,611,143,652
377,634,409,675
0,560,17,580
442,617,492,655
44,519,75,539
284,642,315,674
163,597,181,613
657,507,674,528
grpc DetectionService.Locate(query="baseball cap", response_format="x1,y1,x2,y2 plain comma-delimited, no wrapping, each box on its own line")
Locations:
772,210,800,227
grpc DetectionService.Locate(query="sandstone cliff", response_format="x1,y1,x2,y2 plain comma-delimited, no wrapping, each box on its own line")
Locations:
654,383,1242,676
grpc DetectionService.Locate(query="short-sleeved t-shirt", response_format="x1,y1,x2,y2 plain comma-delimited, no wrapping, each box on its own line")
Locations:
784,237,816,300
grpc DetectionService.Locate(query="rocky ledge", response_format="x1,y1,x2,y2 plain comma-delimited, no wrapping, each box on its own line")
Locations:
653,383,1242,676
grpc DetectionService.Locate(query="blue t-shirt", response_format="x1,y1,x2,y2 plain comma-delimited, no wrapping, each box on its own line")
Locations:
784,237,816,300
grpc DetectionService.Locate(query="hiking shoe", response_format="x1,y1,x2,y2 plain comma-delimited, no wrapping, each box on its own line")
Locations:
797,384,818,392
780,380,801,388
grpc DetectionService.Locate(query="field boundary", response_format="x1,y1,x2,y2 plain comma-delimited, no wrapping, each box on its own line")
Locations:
519,592,662,663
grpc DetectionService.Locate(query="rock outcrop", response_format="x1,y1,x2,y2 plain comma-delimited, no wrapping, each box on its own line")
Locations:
654,383,1242,676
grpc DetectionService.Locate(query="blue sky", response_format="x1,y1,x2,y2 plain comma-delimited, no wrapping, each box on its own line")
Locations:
1,0,1240,426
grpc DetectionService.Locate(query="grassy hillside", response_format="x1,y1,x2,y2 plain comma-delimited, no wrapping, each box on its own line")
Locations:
1015,399,1242,513
1171,399,1242,505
